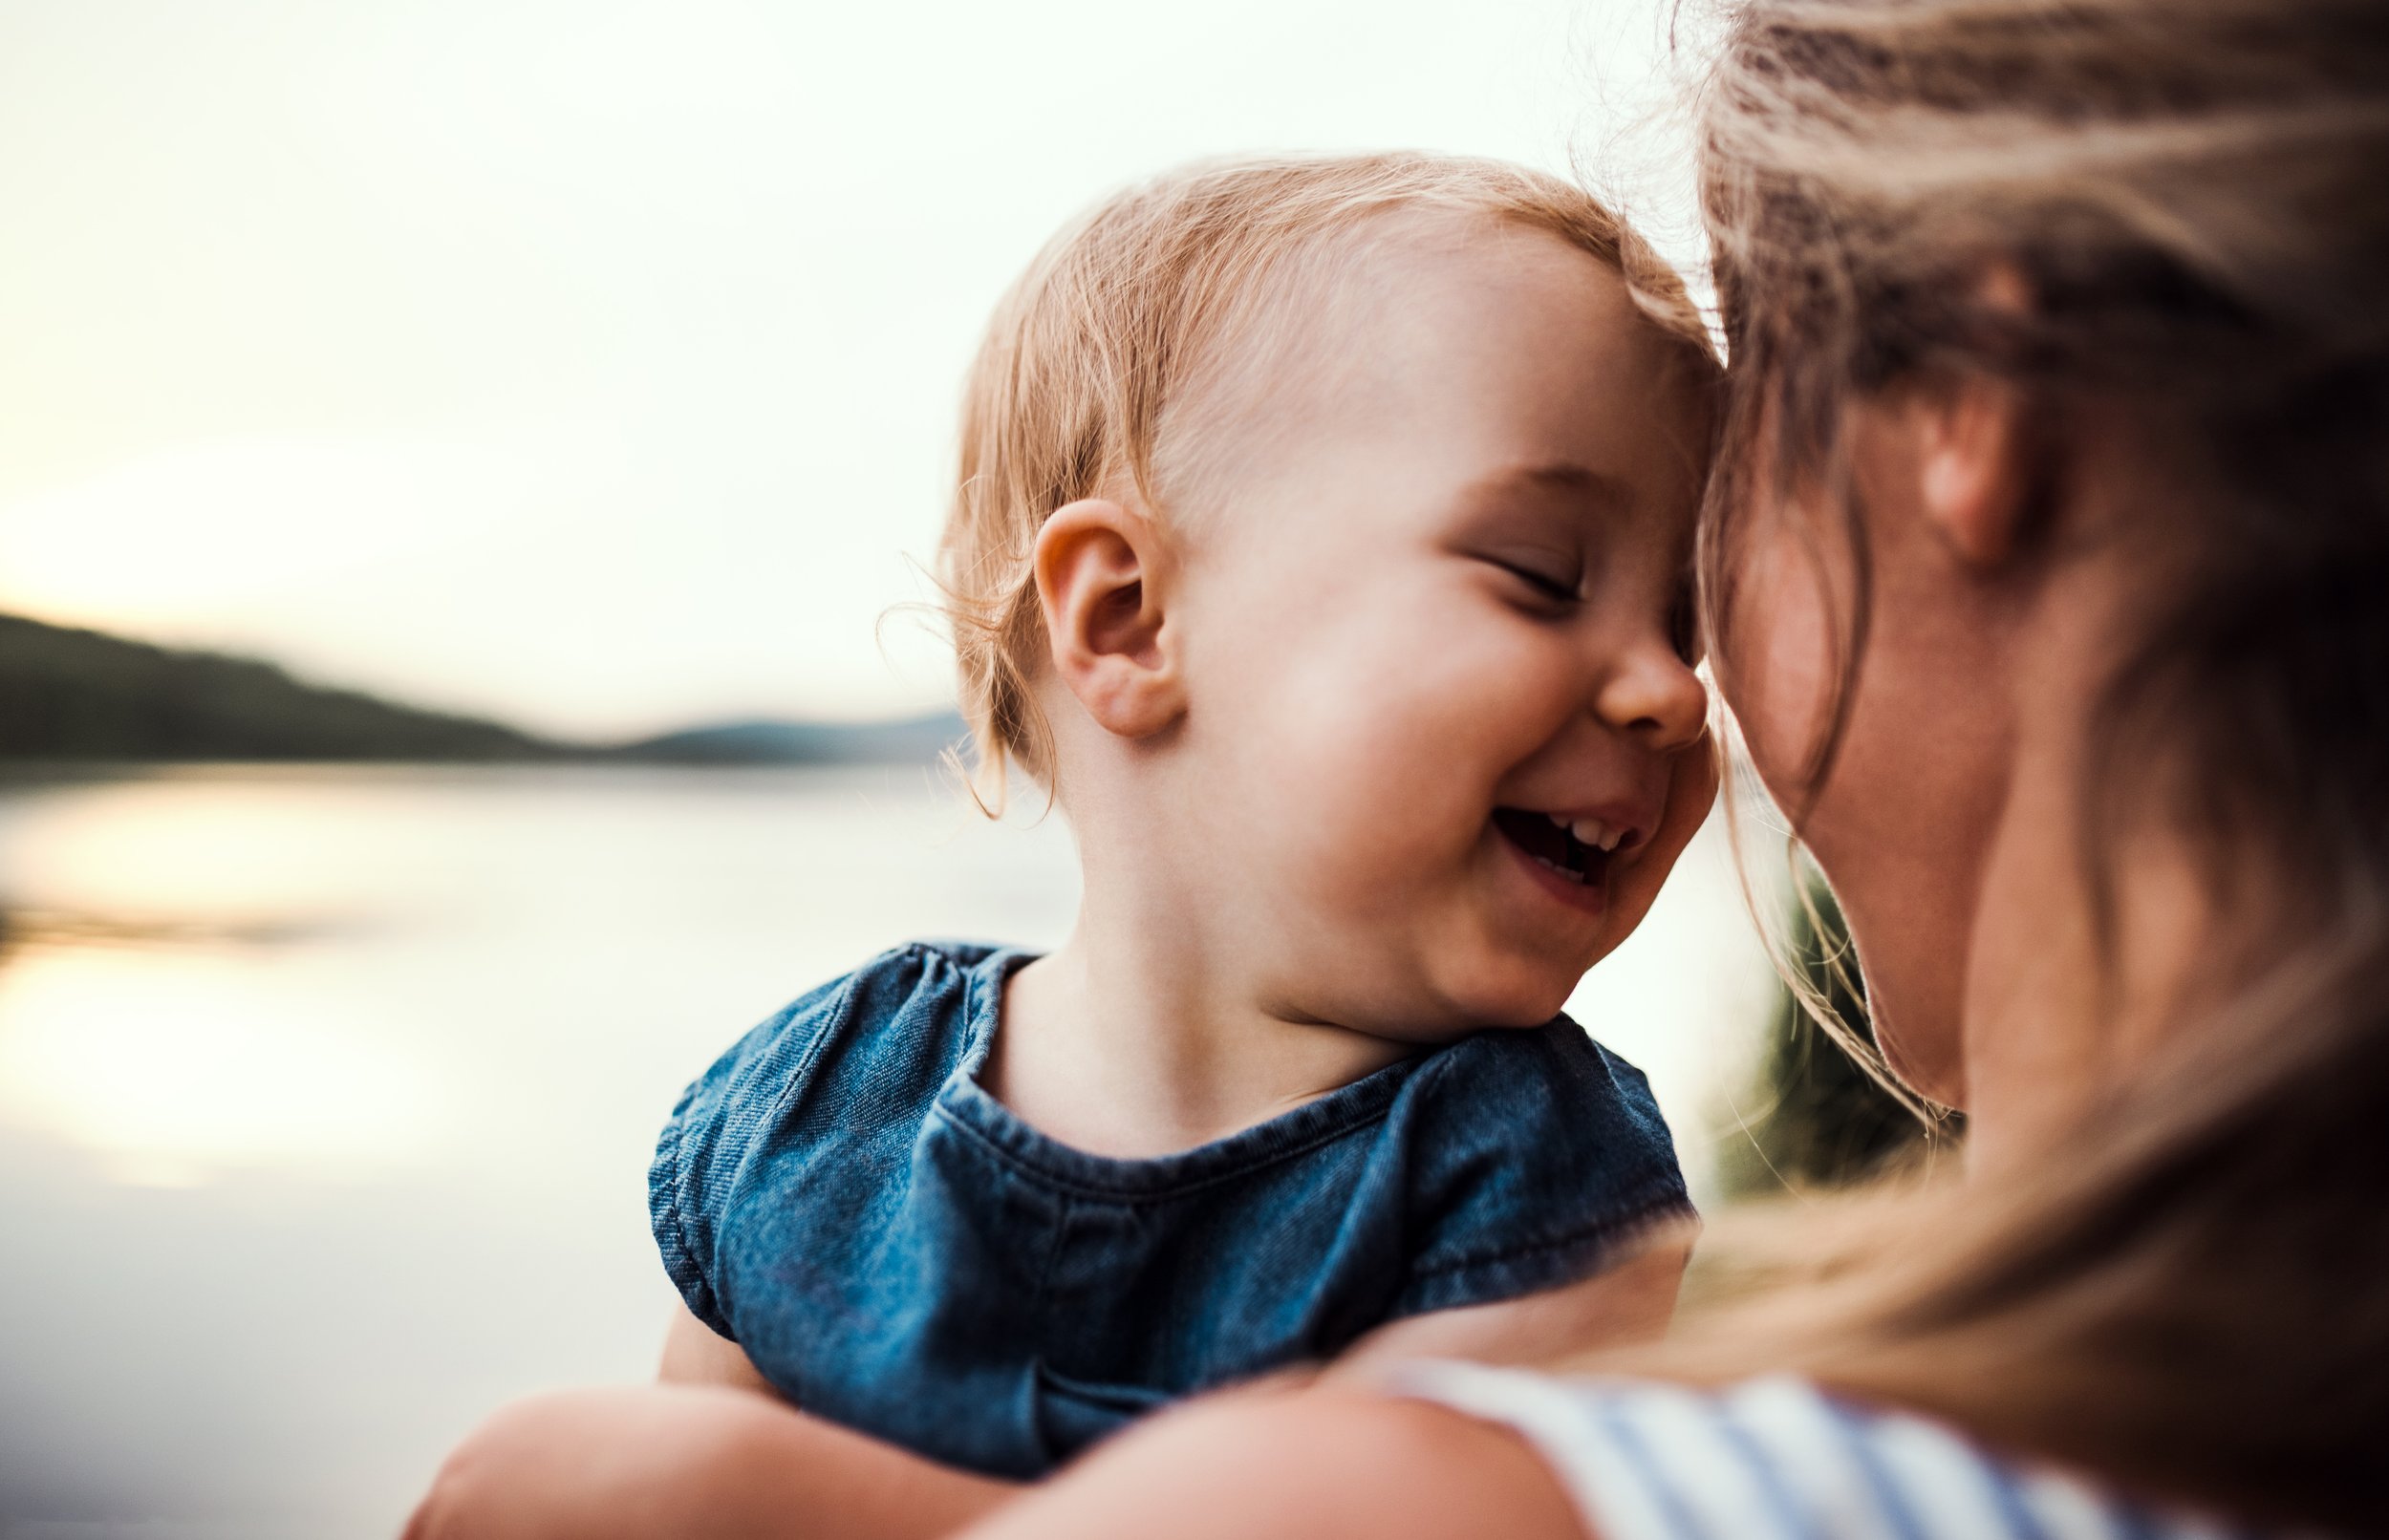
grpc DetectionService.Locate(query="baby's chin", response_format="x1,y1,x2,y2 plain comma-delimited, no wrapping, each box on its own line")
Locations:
1305,924,1603,1039
1456,986,1582,1032
1410,950,1593,1034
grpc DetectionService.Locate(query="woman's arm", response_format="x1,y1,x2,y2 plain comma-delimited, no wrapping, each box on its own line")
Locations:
412,1264,1650,1540
404,1384,1018,1540
956,1381,1590,1540
1332,1242,1689,1372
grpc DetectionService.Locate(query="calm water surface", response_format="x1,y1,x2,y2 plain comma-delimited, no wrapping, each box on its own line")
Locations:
0,765,1776,1539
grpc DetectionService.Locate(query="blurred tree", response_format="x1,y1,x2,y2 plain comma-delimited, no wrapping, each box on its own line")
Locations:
0,611,969,765
1715,882,1963,1197
0,612,560,761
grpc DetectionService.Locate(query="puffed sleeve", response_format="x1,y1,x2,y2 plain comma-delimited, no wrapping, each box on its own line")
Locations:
647,969,863,1338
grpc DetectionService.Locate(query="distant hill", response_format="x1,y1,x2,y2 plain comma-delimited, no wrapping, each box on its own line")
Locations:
0,612,964,766
620,716,965,766
0,612,560,761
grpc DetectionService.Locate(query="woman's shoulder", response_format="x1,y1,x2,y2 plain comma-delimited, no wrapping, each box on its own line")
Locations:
1392,1361,2268,1540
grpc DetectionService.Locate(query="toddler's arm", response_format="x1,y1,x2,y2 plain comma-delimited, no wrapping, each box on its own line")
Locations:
658,1300,784,1399
405,1383,1017,1540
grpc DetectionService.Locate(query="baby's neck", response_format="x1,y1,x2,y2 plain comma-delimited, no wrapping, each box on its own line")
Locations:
982,915,1415,1160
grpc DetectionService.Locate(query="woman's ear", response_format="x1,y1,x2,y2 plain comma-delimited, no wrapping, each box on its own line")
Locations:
1918,265,2040,568
1033,498,1187,740
1916,372,2034,568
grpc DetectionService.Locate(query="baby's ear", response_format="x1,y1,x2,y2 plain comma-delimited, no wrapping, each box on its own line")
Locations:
1033,499,1186,739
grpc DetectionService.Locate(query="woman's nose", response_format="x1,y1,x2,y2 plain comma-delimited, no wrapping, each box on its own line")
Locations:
1594,643,1710,753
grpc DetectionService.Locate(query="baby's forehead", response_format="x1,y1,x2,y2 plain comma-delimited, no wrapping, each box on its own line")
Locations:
1194,208,1529,397
1154,215,1675,520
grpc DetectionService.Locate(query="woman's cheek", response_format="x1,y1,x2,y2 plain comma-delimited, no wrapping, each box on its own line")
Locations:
1720,542,1838,819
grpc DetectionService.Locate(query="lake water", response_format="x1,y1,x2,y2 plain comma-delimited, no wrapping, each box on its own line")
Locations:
0,765,1781,1539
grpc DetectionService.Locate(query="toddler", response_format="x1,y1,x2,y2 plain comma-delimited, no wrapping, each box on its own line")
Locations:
649,154,1721,1480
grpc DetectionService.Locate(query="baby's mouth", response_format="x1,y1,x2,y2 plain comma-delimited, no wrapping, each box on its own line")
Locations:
1491,807,1616,888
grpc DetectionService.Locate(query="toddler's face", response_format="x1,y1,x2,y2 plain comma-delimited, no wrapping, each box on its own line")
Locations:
1173,225,1714,1037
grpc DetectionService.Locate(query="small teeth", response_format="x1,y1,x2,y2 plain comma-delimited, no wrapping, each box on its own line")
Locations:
1537,809,1629,853
1570,817,1625,852
1532,853,1588,884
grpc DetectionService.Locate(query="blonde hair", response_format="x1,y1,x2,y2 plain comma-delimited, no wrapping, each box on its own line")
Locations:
1630,1,2389,1532
937,152,1719,809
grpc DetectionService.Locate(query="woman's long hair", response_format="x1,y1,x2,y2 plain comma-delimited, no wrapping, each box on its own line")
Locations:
1633,2,2389,1531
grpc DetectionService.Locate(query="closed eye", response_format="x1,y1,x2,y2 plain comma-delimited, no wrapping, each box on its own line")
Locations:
1487,557,1580,605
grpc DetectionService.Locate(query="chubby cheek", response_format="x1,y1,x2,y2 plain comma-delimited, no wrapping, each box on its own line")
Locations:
1234,599,1569,911
1602,736,1718,951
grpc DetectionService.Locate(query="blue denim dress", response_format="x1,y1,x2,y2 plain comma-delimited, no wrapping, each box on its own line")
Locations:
650,941,1690,1478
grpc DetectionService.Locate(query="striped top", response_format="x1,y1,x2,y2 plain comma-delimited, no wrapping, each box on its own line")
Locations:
1397,1362,2298,1540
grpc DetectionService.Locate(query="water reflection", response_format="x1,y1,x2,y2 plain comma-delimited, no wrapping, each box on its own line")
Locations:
0,938,432,1188
0,765,1773,1538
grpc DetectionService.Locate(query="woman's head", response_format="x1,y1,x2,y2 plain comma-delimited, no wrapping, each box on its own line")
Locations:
1657,0,2388,1530
1692,0,2389,1104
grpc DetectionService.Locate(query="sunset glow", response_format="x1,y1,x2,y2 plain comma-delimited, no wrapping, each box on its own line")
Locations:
0,0,1689,737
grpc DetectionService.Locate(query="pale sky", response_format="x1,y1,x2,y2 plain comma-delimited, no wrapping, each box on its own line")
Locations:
0,0,1700,739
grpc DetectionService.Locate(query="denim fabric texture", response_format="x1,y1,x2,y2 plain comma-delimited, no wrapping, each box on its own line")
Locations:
650,941,1692,1479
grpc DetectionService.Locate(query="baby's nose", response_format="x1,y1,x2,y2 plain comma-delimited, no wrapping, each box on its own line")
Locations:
1594,648,1709,752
